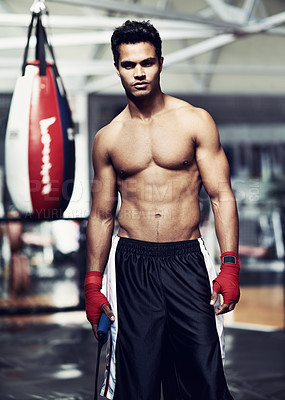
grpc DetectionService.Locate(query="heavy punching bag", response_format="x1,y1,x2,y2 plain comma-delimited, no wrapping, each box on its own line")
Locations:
5,10,75,218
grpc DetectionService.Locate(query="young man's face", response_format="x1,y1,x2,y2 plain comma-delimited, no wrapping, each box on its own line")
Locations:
115,42,163,99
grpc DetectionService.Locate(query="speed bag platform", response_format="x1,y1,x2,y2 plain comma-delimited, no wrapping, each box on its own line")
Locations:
5,61,75,218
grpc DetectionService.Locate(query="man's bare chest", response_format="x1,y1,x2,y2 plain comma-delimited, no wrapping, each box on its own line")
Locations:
110,123,196,176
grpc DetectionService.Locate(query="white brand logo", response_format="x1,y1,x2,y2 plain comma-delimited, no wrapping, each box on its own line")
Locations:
39,117,56,195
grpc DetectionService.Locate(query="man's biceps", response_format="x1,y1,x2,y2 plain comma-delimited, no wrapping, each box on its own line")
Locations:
196,149,222,172
92,180,117,199
93,166,116,187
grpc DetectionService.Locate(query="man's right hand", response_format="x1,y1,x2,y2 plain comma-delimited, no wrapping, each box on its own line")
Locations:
92,303,115,339
84,271,115,338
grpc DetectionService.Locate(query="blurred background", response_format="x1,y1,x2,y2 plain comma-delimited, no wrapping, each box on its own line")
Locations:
0,1,285,399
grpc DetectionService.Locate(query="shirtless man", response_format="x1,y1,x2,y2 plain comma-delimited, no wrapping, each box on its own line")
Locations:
85,20,239,400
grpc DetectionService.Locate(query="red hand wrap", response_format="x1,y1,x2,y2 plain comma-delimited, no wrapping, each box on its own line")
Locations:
213,251,241,304
84,271,110,325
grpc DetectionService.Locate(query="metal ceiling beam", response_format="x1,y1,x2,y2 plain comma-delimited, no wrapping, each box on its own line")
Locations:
205,0,246,24
47,0,243,31
0,13,217,30
163,8,285,68
164,33,236,67
243,0,258,22
0,31,111,50
1,7,285,51
201,1,285,35
0,27,220,50
206,0,285,31
243,11,285,34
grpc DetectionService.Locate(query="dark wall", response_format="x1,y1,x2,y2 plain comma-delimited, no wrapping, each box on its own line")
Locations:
88,93,285,133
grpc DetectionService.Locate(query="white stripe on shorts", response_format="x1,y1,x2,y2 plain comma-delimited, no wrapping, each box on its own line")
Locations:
198,237,225,362
101,235,120,399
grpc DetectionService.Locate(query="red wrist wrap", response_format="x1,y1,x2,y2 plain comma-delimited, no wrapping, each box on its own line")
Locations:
213,251,241,304
84,271,110,325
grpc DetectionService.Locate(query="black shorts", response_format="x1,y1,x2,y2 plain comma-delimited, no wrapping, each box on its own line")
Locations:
101,237,233,400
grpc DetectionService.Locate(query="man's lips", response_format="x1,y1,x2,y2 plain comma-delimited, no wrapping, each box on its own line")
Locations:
133,82,149,87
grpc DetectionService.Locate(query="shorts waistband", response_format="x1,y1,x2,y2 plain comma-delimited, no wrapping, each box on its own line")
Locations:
117,236,201,257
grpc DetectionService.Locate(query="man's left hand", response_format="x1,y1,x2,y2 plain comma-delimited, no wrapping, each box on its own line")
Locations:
210,290,237,315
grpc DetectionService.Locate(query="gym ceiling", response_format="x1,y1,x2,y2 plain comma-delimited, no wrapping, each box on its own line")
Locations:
0,0,284,95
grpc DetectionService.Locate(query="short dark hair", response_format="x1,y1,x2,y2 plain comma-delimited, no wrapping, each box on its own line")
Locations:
111,20,162,67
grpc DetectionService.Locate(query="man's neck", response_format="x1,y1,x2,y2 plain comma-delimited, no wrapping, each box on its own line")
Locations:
127,91,166,121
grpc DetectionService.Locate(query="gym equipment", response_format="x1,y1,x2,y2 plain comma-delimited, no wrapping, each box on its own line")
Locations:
5,2,75,218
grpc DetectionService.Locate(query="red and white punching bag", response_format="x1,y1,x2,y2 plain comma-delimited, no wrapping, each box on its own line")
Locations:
5,11,75,218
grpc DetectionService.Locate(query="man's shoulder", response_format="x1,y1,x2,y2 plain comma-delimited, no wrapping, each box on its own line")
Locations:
166,96,214,126
166,95,208,116
94,111,127,144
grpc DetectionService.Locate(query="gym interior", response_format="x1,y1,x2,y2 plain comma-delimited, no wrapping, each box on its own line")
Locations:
0,1,285,399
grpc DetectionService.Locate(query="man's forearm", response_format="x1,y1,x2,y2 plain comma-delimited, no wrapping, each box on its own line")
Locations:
211,194,239,254
84,212,115,327
86,213,115,273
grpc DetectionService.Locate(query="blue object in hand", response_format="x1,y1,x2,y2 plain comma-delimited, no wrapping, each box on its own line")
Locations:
94,312,110,400
97,312,110,345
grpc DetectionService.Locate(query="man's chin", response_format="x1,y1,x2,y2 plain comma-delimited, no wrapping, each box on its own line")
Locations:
129,88,151,99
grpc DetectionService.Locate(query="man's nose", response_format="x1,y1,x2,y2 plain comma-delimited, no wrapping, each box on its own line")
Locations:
134,65,145,79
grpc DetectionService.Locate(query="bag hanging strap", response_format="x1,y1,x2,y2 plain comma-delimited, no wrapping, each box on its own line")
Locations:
21,3,71,113
21,12,35,76
21,12,46,76
35,14,47,76
41,23,68,99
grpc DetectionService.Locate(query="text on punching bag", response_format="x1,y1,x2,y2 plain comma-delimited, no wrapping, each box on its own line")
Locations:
39,116,56,195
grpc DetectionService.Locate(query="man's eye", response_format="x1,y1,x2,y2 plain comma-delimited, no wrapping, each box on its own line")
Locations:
122,63,135,69
142,61,154,67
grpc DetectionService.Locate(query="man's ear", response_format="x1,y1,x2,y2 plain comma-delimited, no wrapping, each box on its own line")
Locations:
159,57,164,72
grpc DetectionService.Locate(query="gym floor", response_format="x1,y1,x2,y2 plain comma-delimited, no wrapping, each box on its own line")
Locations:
0,309,284,400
